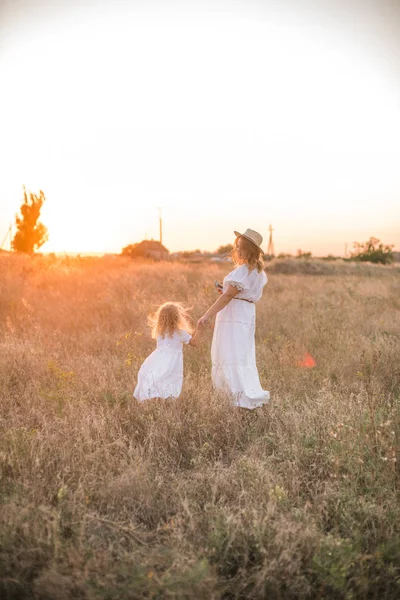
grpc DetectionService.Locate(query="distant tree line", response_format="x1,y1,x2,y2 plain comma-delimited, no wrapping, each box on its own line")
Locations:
121,237,394,265
7,189,396,267
269,238,394,265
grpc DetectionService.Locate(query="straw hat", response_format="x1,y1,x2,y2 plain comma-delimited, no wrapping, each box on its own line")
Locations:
234,228,263,249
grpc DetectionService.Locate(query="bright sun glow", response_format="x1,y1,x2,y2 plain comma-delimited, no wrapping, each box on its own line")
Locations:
0,0,399,255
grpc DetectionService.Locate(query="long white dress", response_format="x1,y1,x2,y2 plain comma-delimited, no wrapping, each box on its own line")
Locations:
211,264,270,409
133,330,192,401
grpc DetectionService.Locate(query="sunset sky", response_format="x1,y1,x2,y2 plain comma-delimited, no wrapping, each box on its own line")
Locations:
1,0,399,255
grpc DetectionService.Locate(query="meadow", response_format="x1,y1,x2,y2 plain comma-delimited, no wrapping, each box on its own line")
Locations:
0,254,399,599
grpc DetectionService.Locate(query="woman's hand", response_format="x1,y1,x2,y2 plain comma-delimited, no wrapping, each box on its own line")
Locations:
197,315,211,328
198,285,239,328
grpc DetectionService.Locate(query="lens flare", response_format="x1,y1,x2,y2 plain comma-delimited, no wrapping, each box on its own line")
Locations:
297,352,316,368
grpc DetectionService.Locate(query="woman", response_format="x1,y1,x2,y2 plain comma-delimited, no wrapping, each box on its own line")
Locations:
198,228,270,409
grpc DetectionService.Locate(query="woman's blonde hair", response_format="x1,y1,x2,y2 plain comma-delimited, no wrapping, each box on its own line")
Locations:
148,302,194,339
231,236,264,273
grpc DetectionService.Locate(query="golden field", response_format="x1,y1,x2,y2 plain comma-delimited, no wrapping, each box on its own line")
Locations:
0,254,399,599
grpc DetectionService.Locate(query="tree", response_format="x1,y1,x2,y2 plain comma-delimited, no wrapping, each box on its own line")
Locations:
12,187,48,253
121,243,142,258
216,243,233,255
351,237,393,264
296,249,312,259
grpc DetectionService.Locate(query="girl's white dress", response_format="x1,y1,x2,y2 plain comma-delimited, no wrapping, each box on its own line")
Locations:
134,330,192,401
211,264,270,409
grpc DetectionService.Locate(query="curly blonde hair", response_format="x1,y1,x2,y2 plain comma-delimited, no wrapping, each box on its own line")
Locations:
148,302,194,339
231,236,264,273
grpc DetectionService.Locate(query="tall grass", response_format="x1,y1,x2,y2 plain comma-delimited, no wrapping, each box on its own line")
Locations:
1,254,399,599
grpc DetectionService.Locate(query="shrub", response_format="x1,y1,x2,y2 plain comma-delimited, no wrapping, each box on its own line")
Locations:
351,237,394,264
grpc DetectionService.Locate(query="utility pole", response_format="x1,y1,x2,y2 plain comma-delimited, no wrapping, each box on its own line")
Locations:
267,224,274,256
0,223,12,251
156,206,163,245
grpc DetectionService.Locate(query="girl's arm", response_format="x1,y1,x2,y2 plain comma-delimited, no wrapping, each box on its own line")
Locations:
197,285,240,327
189,325,200,347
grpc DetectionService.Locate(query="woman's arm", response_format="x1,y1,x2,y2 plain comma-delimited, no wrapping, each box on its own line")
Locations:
198,285,240,327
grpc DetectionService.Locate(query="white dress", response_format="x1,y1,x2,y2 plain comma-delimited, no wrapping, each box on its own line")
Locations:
133,330,192,401
211,264,270,409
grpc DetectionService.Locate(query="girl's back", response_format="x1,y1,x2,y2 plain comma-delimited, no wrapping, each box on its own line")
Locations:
133,302,199,401
156,330,192,350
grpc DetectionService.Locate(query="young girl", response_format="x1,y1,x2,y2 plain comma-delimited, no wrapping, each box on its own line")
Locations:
198,228,269,410
133,302,199,401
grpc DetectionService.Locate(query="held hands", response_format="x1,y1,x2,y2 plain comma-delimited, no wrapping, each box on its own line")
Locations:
197,280,227,329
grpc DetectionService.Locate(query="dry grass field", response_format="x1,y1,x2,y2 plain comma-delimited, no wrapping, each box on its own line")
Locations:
1,254,399,599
